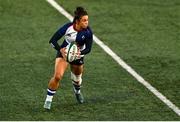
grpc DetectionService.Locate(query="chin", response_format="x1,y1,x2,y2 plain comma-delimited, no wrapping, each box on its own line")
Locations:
83,26,88,29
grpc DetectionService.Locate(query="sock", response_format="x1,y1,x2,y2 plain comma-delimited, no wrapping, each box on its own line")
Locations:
45,88,56,102
72,81,81,94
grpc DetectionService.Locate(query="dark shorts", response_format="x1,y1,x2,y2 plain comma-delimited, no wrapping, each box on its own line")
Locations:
56,51,84,65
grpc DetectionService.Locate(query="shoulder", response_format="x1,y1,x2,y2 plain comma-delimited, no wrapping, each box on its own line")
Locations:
85,26,93,37
58,22,73,34
87,26,93,34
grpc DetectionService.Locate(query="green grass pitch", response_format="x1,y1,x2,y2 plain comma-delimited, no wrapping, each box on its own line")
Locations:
0,0,180,120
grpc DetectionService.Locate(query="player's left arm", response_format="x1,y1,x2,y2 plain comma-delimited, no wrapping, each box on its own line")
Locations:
80,29,93,55
80,38,93,55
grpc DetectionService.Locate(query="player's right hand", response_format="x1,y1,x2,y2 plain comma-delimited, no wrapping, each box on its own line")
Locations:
60,47,67,60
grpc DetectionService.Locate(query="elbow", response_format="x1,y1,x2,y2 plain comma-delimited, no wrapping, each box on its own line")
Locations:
49,39,55,48
87,48,91,54
49,39,53,44
85,48,91,55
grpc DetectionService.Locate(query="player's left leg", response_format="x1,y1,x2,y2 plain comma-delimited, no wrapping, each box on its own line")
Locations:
70,64,84,103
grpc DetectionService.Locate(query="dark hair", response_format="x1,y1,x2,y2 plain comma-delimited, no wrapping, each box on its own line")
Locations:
73,7,88,23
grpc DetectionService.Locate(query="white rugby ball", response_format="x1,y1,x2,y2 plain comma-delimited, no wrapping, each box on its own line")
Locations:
65,42,78,62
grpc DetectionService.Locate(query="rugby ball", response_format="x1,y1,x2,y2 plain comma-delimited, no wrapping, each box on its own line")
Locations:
65,42,78,62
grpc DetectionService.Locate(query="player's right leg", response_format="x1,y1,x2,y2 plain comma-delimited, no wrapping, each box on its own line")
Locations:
44,57,68,110
70,57,84,104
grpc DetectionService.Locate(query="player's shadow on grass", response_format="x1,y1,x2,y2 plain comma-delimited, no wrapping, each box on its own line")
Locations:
86,91,135,104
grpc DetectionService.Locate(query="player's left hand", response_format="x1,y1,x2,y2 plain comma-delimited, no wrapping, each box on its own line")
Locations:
75,48,81,60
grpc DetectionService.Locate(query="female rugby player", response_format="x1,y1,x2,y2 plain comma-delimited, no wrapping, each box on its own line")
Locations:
44,7,93,110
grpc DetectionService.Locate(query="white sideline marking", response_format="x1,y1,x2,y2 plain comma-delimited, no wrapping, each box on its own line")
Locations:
46,0,180,116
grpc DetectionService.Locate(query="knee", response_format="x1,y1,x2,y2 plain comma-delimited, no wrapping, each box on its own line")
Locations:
53,74,63,82
71,72,82,85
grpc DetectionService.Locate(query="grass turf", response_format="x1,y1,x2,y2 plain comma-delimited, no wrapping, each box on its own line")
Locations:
0,0,180,120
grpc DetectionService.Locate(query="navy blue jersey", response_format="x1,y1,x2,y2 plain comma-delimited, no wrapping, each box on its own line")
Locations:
49,22,93,55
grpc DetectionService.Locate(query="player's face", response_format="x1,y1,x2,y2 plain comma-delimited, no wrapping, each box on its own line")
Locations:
79,15,88,29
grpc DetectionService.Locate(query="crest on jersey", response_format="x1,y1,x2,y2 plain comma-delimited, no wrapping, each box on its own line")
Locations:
82,35,85,40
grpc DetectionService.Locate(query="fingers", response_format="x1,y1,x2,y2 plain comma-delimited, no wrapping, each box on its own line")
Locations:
75,49,81,60
60,47,67,60
60,47,82,61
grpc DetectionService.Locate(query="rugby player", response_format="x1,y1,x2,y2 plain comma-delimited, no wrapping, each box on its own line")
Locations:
44,6,93,110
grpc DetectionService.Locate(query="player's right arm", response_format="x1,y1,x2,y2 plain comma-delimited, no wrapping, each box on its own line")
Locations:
49,23,72,51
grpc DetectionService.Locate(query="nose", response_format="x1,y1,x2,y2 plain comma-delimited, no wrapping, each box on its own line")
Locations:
85,21,88,25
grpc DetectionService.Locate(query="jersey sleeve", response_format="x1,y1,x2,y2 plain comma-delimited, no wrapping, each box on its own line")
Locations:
80,27,93,55
49,22,72,51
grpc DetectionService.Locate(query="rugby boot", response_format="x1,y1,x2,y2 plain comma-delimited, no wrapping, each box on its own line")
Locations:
75,92,84,104
43,101,52,110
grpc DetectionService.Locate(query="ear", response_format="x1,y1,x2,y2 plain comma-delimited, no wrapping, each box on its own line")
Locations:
76,19,80,24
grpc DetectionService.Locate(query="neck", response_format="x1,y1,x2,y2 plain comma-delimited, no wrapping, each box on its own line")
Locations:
74,23,82,31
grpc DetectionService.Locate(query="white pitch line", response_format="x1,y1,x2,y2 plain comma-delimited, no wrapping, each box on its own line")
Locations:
46,0,180,116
